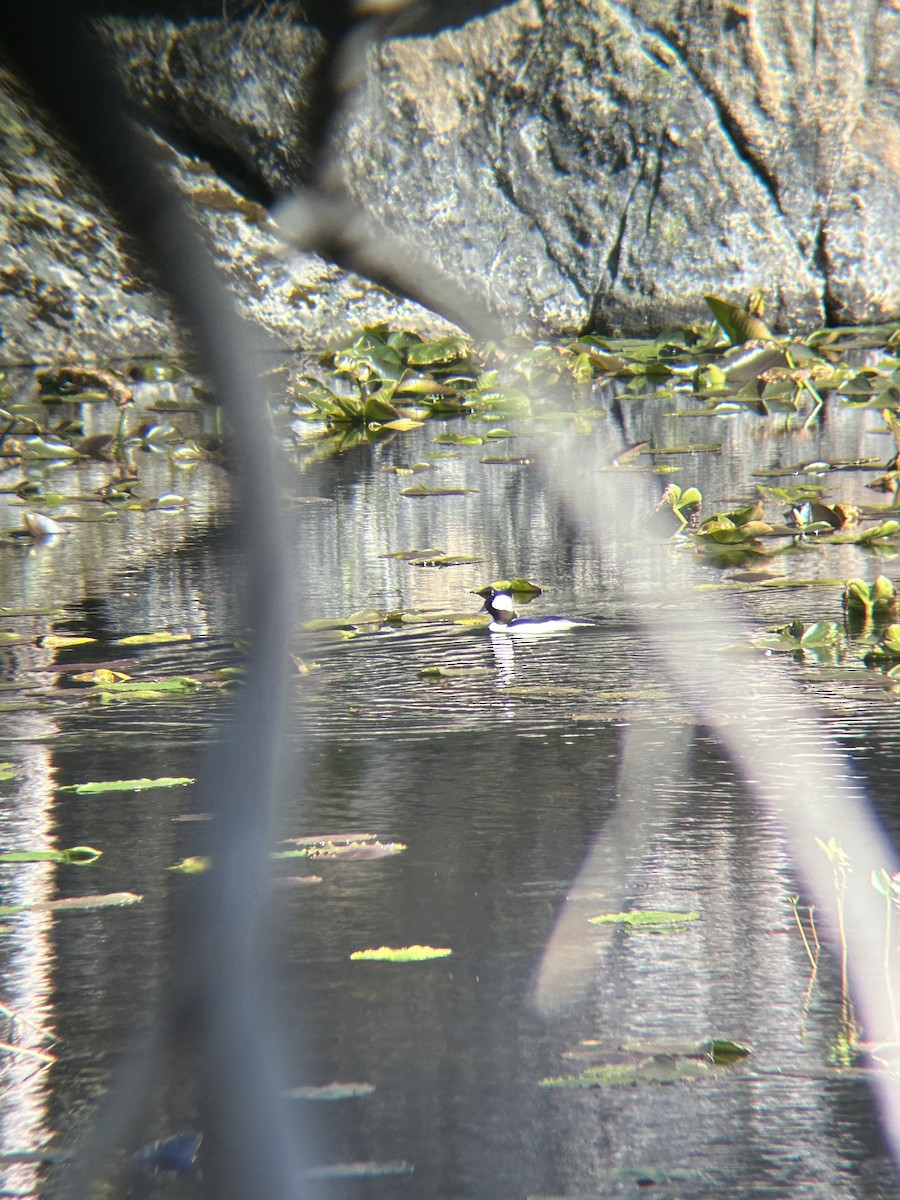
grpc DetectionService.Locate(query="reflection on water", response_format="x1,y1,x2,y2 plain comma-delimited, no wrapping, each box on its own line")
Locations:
0,385,898,1195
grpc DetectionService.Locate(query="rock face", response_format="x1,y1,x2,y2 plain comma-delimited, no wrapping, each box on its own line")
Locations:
338,0,900,334
4,0,899,362
0,68,456,366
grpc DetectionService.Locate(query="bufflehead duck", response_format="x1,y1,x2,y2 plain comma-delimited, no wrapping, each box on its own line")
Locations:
483,591,593,636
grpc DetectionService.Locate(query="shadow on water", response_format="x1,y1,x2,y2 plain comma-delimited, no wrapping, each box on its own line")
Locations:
0,387,899,1195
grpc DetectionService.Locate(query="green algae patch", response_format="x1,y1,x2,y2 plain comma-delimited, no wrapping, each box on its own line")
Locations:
350,945,452,962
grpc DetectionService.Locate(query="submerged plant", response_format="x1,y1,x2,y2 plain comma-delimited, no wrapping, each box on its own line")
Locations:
816,837,861,1062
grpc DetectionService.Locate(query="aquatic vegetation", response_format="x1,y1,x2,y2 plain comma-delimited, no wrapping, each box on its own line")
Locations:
275,834,406,861
284,1082,375,1101
539,1037,750,1089
57,776,195,794
474,578,543,599
0,845,101,865
349,945,452,961
587,910,700,928
655,483,702,531
844,576,898,637
0,892,142,915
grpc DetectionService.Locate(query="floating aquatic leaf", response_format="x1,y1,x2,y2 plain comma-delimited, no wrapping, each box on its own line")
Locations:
88,676,201,696
418,665,494,680
0,845,102,865
645,442,722,455
866,625,900,661
38,634,97,649
705,1038,752,1064
0,891,142,915
302,1161,414,1179
379,546,445,560
474,578,543,598
350,945,452,961
852,520,900,545
277,835,406,861
69,669,131,685
283,1082,376,1101
408,554,480,567
168,856,210,874
114,631,190,646
20,437,79,461
431,432,484,445
378,417,423,432
58,777,194,794
588,910,700,927
400,484,477,497
0,762,17,781
502,685,586,699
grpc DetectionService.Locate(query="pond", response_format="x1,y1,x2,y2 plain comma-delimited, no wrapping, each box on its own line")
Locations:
1,356,900,1198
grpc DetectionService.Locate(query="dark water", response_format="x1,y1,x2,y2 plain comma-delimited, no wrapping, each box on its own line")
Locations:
0,376,899,1197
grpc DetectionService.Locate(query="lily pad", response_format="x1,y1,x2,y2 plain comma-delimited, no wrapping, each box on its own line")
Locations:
400,484,478,497
588,910,700,927
0,891,142,915
58,776,194,794
283,1083,375,1101
0,845,102,865
168,856,211,874
350,945,452,961
302,1161,414,1179
114,631,191,646
276,835,406,861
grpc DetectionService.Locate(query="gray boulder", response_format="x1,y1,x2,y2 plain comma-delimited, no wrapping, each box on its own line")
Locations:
338,0,899,333
5,0,899,363
0,67,457,366
102,2,900,335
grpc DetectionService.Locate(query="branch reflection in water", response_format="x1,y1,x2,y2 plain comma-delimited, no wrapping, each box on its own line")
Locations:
531,429,900,1166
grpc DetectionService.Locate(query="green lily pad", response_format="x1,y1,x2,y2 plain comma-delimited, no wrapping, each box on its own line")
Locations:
431,432,484,446
114,631,190,646
588,910,700,927
474,578,543,598
302,1161,414,1179
400,485,477,497
276,835,406,861
378,546,445,561
408,554,480,567
58,776,194,794
0,891,142,915
284,1083,376,1101
88,676,201,696
350,945,452,961
168,856,211,873
0,845,102,865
